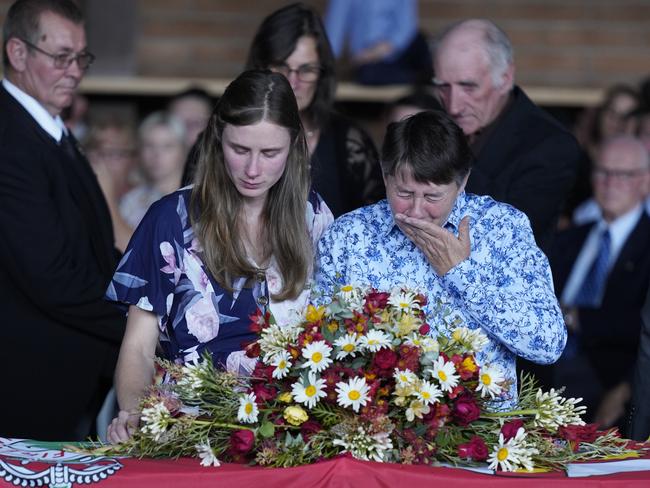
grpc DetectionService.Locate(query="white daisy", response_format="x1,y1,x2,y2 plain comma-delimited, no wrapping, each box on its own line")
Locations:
335,376,371,412
334,333,361,360
360,330,392,352
301,340,333,372
388,289,420,313
195,440,221,467
237,392,259,423
487,428,538,472
451,327,489,353
476,364,506,399
291,371,327,408
337,285,365,312
416,379,443,405
271,351,292,379
403,334,439,353
428,356,460,392
393,368,417,387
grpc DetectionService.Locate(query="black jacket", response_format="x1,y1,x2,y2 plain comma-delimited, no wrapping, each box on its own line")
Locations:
0,84,125,440
467,86,583,252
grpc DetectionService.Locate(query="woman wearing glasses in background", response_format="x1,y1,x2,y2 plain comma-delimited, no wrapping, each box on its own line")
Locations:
244,3,385,217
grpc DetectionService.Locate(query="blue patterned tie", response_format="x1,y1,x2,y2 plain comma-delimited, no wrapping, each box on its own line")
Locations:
574,229,611,307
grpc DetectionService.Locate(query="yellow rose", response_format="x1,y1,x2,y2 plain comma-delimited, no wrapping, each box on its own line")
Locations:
283,405,309,426
278,392,293,403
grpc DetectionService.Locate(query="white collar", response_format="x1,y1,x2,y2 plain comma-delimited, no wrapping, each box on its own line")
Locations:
2,78,66,141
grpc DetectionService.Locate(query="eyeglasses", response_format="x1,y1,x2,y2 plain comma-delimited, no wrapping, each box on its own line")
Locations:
268,62,322,82
20,38,95,70
592,167,648,182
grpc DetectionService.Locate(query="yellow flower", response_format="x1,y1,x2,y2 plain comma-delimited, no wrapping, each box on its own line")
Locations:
305,305,326,323
283,405,309,426
278,392,293,403
396,314,419,337
327,320,339,333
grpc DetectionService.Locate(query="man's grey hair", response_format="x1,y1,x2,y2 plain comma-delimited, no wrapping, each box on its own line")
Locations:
434,19,514,88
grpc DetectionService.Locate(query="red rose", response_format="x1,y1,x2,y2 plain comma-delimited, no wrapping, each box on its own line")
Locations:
252,383,277,403
501,419,525,441
374,348,398,370
457,435,489,461
452,394,481,426
418,323,431,335
558,424,601,452
230,429,255,454
300,420,322,441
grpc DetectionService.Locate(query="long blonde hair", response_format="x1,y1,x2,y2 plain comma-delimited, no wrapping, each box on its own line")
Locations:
190,70,311,300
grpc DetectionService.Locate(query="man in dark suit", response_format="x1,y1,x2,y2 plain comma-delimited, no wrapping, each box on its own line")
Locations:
629,286,650,441
548,135,650,430
0,0,125,440
432,19,581,252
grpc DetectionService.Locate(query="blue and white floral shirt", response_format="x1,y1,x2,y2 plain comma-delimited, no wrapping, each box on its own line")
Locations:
313,192,566,407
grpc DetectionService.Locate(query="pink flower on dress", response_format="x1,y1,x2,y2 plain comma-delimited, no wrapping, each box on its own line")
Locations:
160,241,181,283
185,296,219,343
185,253,211,294
265,266,281,295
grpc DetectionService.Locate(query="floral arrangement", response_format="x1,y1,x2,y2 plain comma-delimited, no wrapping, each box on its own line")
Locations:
95,286,637,471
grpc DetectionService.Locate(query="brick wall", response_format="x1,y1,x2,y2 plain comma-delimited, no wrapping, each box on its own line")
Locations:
1,0,648,89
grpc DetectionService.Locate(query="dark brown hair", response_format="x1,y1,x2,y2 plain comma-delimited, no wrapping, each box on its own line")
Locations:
381,110,472,186
245,2,335,129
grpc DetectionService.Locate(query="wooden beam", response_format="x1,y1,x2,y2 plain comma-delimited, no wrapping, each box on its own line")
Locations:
74,76,602,107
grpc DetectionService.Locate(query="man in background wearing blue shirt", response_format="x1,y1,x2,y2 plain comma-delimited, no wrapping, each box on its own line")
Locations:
314,110,566,407
324,0,432,85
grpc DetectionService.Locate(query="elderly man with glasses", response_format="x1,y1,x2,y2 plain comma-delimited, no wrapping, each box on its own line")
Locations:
549,135,650,434
0,0,125,441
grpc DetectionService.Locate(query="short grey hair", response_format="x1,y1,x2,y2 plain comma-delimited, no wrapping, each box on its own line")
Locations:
138,111,187,148
434,19,514,88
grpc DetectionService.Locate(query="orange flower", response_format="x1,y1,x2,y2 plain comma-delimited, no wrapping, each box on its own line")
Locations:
456,355,479,380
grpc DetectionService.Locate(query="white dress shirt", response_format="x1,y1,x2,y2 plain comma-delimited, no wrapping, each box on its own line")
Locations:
563,204,645,305
2,78,67,142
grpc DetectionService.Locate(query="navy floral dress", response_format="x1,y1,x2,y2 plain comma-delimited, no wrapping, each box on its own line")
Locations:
107,187,333,374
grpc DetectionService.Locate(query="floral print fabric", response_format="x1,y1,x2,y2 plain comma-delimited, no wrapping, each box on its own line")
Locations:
313,193,566,408
107,187,333,373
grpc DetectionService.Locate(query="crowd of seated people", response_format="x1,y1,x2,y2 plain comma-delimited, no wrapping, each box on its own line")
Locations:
2,0,650,446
